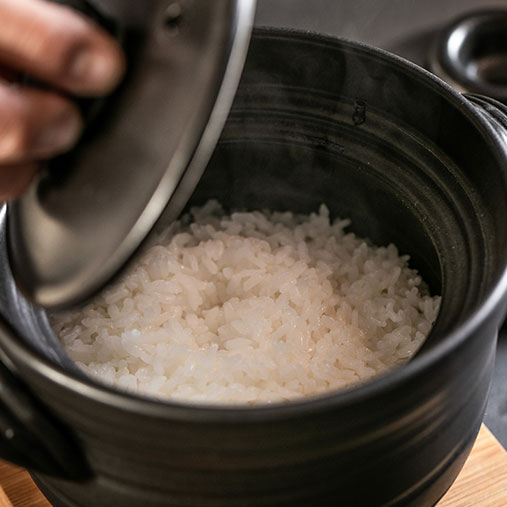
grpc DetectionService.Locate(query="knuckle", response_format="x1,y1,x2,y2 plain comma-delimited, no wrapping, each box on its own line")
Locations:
36,16,90,78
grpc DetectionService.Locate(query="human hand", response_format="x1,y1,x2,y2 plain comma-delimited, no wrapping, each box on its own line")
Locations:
0,0,125,202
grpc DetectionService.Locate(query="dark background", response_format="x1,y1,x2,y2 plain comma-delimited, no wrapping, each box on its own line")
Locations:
254,0,507,448
255,0,506,49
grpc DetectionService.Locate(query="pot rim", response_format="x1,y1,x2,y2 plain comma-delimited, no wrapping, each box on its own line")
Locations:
3,27,507,423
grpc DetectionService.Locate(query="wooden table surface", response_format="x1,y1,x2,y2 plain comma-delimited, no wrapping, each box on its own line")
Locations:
0,424,506,506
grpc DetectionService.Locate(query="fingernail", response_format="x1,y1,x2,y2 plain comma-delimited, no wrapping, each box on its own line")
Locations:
70,46,124,94
35,109,82,154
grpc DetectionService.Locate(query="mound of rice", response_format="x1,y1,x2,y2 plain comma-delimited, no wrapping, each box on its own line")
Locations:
51,201,440,405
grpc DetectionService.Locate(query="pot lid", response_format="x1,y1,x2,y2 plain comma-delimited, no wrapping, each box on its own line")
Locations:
7,0,256,309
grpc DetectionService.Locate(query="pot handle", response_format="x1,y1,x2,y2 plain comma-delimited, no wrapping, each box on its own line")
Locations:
464,93,507,137
0,322,90,480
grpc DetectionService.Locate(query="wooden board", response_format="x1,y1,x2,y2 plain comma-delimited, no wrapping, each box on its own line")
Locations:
0,425,506,506
439,426,507,507
0,461,49,507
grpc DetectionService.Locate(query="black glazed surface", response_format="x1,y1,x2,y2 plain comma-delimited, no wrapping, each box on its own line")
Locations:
0,29,507,506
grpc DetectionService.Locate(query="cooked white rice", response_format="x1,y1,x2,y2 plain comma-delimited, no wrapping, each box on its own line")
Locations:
51,201,440,405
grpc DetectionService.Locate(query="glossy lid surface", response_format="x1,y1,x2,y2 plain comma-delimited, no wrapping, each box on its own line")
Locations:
7,0,256,309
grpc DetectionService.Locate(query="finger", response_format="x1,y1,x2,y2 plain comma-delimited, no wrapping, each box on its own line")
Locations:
0,82,82,164
0,0,125,96
0,162,37,202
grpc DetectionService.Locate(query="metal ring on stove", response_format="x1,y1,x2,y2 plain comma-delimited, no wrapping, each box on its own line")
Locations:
429,9,507,103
